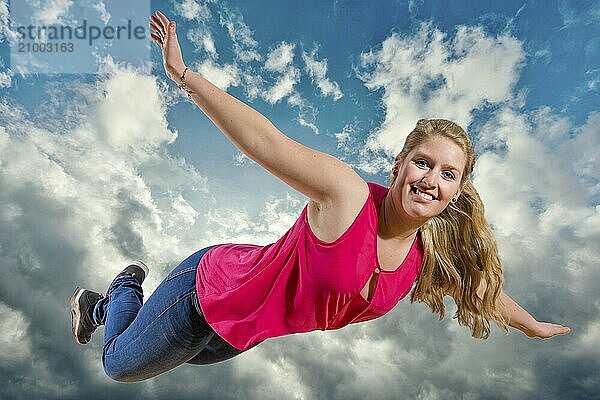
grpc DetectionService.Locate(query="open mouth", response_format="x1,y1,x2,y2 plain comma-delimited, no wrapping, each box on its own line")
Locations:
410,185,436,201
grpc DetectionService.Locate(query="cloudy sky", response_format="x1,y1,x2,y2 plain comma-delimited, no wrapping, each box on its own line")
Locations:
0,0,598,399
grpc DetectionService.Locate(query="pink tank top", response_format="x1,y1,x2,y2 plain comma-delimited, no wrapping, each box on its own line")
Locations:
196,182,424,350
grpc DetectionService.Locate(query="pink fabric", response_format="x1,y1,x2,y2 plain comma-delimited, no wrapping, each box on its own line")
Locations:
196,182,424,350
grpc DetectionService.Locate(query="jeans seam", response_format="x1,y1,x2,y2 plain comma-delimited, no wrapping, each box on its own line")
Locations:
166,266,197,281
156,290,194,320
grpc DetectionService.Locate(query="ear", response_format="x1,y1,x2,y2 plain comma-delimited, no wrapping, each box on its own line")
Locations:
451,188,462,203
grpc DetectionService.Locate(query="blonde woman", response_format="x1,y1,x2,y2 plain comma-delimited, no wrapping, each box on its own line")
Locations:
70,11,570,382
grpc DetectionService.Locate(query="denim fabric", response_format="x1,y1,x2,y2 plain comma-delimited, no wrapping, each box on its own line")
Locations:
93,246,247,382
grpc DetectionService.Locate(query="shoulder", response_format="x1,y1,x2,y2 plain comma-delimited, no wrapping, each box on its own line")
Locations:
307,178,370,243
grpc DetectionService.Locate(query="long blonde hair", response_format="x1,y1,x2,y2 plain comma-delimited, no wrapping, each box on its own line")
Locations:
389,119,508,338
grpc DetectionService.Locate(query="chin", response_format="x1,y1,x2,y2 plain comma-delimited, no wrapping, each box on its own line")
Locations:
405,202,448,221
402,205,433,221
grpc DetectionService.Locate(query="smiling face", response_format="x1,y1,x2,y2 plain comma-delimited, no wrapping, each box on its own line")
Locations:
391,135,466,222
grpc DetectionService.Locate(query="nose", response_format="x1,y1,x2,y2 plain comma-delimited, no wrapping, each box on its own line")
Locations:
421,171,438,188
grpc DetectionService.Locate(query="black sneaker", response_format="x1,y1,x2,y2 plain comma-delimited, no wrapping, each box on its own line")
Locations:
70,288,102,345
108,260,149,290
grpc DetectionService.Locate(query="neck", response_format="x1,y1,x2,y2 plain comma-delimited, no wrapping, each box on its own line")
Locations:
378,189,423,242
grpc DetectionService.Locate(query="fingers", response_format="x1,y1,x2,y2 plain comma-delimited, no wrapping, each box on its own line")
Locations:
150,15,164,32
556,325,571,335
549,323,571,333
149,31,163,46
149,25,164,47
540,323,571,339
150,16,165,36
154,10,170,31
149,21,163,40
149,10,176,47
149,20,162,34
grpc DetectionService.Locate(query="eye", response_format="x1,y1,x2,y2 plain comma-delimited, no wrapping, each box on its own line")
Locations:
414,159,429,169
442,170,456,180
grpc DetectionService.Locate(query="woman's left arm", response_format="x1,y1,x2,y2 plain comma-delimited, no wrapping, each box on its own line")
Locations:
496,291,571,339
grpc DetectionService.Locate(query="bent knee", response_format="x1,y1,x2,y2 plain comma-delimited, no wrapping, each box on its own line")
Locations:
104,367,142,383
104,359,148,383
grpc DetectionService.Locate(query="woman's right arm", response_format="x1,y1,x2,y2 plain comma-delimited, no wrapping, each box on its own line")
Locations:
149,11,366,208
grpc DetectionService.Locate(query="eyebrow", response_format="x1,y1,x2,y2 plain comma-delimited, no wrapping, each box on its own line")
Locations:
413,152,462,172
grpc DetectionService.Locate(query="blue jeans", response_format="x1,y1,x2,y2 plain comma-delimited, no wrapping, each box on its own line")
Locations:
93,246,250,382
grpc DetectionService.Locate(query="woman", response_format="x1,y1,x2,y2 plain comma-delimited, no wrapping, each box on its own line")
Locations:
70,11,570,382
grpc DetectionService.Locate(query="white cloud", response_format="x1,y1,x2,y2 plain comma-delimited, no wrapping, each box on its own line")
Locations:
234,350,312,399
334,125,353,149
31,0,74,25
240,69,266,100
255,41,306,115
263,66,300,104
356,22,524,171
165,193,200,231
265,42,295,73
175,0,211,21
233,150,252,166
0,300,78,397
559,0,600,29
474,107,600,302
195,58,240,90
296,116,320,135
408,0,424,14
177,1,217,59
0,0,7,36
0,0,20,44
334,123,361,159
258,43,301,105
0,302,32,363
93,1,110,24
219,7,262,63
475,108,580,237
576,319,600,359
553,111,600,200
474,109,600,243
287,92,320,134
302,48,343,100
204,193,303,245
93,72,176,152
188,27,218,58
0,69,12,88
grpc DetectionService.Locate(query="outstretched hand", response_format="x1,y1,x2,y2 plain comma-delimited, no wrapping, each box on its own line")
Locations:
149,10,187,82
524,321,571,340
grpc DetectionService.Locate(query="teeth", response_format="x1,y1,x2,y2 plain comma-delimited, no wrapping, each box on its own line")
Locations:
413,186,434,200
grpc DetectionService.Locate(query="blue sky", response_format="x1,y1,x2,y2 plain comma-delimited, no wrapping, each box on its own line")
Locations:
0,1,599,399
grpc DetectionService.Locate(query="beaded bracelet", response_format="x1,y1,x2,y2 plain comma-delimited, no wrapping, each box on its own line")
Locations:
177,67,194,99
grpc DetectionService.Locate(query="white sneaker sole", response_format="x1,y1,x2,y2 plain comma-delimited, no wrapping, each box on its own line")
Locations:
70,287,87,345
130,260,149,277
